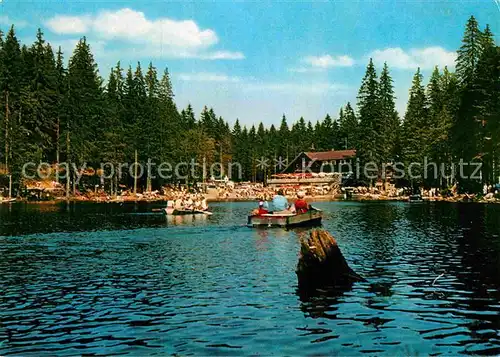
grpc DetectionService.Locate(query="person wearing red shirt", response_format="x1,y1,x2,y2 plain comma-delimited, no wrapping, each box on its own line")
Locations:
294,191,308,214
257,201,269,215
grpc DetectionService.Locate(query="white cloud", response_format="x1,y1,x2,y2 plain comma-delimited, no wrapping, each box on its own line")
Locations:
290,54,354,73
45,8,242,60
93,9,217,48
369,47,457,70
304,54,355,68
292,47,455,73
45,15,91,34
0,15,28,28
178,72,241,82
198,51,245,60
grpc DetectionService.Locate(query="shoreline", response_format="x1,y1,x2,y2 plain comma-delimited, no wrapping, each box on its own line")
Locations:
2,194,499,205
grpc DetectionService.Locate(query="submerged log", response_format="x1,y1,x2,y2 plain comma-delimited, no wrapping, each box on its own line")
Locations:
296,229,365,292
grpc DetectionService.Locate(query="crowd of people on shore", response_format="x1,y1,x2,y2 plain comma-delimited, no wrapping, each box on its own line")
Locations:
6,178,500,205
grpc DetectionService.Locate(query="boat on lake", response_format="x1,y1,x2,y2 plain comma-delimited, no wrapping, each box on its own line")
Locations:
247,207,323,228
0,198,16,203
158,200,213,216
163,207,212,216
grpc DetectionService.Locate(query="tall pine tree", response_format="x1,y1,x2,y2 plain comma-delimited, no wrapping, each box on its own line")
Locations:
402,68,428,187
357,58,382,179
379,62,399,161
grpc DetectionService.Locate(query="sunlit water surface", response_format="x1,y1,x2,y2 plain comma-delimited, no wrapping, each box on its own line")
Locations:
1,201,499,355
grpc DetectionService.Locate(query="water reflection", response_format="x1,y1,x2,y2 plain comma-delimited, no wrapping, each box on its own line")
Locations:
165,213,209,226
298,287,345,319
0,201,499,355
0,202,170,236
451,204,500,349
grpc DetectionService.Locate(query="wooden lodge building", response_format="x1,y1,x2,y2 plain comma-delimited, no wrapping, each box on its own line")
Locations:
267,150,356,189
282,150,356,174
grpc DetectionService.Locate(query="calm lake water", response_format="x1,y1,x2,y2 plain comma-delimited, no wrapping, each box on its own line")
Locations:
1,201,499,355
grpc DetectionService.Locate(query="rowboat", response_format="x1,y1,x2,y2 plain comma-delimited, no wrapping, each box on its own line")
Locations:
0,198,16,204
163,207,212,216
247,207,322,228
154,200,212,216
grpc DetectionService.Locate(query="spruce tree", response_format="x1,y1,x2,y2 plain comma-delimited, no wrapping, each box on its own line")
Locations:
291,117,307,154
379,62,399,161
306,121,314,150
102,64,126,192
338,107,345,146
339,102,359,150
144,62,162,174
183,104,196,129
54,46,66,171
249,125,257,181
472,29,499,185
357,58,382,179
320,114,334,151
200,106,212,136
481,24,494,50
313,121,322,151
157,67,180,164
240,126,251,180
256,122,266,156
278,114,290,160
0,25,23,179
426,66,447,186
402,68,428,185
0,26,22,95
456,15,483,86
332,118,340,150
21,29,59,163
453,16,487,191
66,37,103,167
427,66,442,120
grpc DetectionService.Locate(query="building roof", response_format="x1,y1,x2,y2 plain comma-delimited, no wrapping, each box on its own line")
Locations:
305,150,356,161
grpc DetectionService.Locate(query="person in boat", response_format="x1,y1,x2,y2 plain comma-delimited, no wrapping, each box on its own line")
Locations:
194,196,202,210
251,200,269,216
200,196,209,211
257,201,269,215
184,195,194,210
174,198,184,211
293,191,309,214
166,200,175,215
272,189,290,213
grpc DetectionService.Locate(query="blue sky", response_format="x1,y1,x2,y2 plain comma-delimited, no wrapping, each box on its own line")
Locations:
1,0,499,127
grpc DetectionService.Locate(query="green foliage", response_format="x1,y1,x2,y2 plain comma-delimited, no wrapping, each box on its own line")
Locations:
66,37,104,165
339,102,358,150
456,15,483,86
402,68,428,180
0,17,498,194
356,59,383,178
379,63,399,161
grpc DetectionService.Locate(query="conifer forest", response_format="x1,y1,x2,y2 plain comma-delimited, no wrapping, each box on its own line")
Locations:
0,16,499,194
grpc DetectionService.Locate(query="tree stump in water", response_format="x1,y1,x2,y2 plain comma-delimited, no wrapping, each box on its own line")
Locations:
296,229,365,292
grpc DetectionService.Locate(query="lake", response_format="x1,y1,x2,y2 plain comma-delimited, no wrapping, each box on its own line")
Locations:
0,201,499,355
